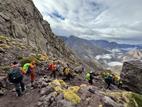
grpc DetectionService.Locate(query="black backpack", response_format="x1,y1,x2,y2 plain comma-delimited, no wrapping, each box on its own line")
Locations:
8,67,22,83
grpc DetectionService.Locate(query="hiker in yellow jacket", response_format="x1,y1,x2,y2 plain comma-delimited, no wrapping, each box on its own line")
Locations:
63,64,72,81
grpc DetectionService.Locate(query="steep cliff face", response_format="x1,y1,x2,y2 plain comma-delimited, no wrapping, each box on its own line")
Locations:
0,0,78,64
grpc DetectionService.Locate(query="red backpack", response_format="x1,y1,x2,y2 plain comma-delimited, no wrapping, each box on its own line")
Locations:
49,64,56,72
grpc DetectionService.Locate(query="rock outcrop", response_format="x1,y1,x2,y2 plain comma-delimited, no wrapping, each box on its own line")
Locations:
0,0,79,65
37,78,142,107
121,60,142,94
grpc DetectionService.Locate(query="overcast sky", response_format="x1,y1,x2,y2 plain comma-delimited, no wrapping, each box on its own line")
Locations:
33,0,142,44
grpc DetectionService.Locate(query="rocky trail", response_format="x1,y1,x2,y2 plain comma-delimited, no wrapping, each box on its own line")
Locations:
0,65,142,107
0,72,118,107
0,75,40,107
0,70,101,107
0,88,39,107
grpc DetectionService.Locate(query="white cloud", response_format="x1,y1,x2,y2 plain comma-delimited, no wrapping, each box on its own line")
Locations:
33,0,142,44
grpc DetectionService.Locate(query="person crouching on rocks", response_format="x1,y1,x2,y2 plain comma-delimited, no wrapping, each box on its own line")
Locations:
8,61,25,97
22,61,36,87
85,71,94,85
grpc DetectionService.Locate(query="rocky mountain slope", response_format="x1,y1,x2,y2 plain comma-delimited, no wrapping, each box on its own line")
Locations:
0,0,142,107
61,36,109,56
60,36,110,70
0,0,79,65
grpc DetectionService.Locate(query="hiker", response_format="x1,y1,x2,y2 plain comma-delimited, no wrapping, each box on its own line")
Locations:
85,71,94,85
48,62,57,78
8,62,25,96
104,74,113,89
118,80,123,88
63,64,72,81
82,64,85,73
56,61,62,76
113,75,123,88
22,61,36,87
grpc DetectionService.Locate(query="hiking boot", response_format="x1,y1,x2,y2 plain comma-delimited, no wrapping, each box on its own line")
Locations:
30,87,34,90
16,92,23,97
21,86,26,92
18,93,23,97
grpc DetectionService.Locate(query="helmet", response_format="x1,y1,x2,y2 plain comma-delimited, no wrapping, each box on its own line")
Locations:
90,71,93,73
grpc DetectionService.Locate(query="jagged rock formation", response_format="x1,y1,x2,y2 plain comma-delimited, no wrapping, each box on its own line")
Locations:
0,0,79,65
121,60,142,94
122,48,142,61
0,0,81,98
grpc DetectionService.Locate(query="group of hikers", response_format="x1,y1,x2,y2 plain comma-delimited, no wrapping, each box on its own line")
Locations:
85,70,123,89
47,61,72,81
7,60,72,97
8,61,36,96
7,60,122,97
104,73,123,89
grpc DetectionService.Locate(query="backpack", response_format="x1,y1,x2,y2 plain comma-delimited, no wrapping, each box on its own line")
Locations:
63,67,70,75
85,73,90,80
57,64,61,71
22,63,31,75
8,67,22,83
50,64,57,72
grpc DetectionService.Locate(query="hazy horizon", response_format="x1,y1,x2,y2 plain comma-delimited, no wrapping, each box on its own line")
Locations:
33,0,142,44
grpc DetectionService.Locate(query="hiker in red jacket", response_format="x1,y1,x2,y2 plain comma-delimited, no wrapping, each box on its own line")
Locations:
48,62,57,78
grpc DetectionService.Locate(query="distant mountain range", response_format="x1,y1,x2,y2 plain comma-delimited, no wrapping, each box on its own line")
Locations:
60,35,110,57
91,40,142,50
60,35,110,70
59,35,142,70
61,35,142,50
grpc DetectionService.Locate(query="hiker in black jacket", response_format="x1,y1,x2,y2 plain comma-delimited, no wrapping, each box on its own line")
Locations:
8,62,25,96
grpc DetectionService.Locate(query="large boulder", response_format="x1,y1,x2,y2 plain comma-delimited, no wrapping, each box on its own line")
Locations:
121,60,142,94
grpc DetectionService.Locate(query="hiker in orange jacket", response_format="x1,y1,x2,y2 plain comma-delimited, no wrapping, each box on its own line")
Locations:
22,61,36,87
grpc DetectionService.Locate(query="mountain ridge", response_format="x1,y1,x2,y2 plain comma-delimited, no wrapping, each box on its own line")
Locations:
60,35,110,70
60,35,142,49
0,0,80,65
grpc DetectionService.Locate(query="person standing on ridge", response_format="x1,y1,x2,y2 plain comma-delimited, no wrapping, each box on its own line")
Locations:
8,61,25,96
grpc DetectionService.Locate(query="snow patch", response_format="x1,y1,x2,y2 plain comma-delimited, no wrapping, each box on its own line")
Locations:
108,62,123,67
95,54,112,60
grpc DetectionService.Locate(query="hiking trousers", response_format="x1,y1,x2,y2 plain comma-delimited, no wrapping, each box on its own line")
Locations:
13,76,25,96
105,78,111,89
30,71,35,82
50,71,56,78
88,79,93,85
